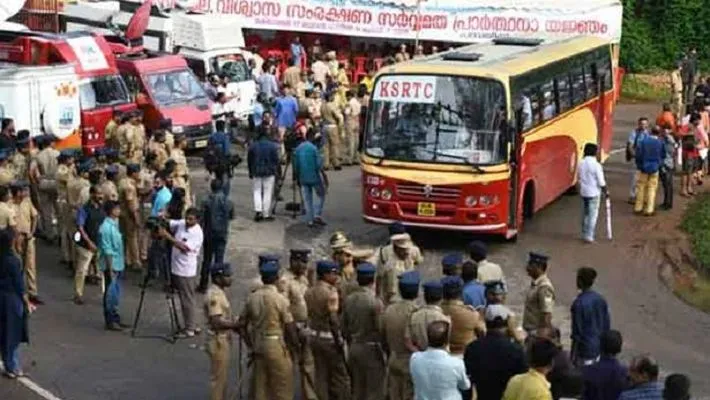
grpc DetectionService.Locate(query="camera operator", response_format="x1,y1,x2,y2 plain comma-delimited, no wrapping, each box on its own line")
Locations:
145,217,170,285
205,120,232,197
151,172,172,218
159,207,204,338
198,179,234,293
247,120,280,222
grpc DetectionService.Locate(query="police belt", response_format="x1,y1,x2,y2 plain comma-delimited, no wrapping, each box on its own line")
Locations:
309,330,335,340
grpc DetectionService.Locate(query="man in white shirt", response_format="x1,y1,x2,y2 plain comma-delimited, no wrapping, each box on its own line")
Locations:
161,207,205,337
577,143,608,243
311,54,330,88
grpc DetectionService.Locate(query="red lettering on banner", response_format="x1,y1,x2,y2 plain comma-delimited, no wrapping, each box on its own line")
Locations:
423,83,433,99
545,19,608,35
377,11,447,30
286,5,372,24
216,0,281,16
401,82,411,98
452,14,539,33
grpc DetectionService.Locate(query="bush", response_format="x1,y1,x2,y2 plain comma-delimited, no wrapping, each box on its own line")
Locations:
681,194,710,272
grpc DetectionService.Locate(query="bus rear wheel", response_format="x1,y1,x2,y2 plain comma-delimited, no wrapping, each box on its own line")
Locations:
523,183,535,220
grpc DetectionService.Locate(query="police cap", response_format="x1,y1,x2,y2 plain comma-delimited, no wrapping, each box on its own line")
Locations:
467,241,487,258
58,149,77,160
16,137,29,148
105,165,119,177
77,159,95,173
528,251,549,266
356,262,376,278
441,275,464,290
94,147,108,157
289,249,311,261
316,260,339,275
259,260,280,278
258,253,280,267
9,180,29,190
441,252,463,268
105,148,119,159
126,163,141,174
398,270,421,287
210,262,233,277
422,279,443,296
388,221,407,236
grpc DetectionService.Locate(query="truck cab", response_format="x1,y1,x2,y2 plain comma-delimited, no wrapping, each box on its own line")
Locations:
0,29,135,152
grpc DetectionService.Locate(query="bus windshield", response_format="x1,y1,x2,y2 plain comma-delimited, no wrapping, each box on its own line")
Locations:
78,74,131,110
212,54,251,83
365,75,508,166
146,69,208,107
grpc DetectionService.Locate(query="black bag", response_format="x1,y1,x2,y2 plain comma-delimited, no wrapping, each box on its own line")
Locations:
203,140,229,174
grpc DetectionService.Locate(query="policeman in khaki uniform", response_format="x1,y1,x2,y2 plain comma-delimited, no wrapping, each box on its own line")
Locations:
239,260,299,400
522,252,555,335
33,134,60,241
147,129,170,171
204,262,240,400
118,164,142,270
376,232,419,305
56,150,76,265
11,137,32,181
100,165,120,202
375,222,423,271
330,232,359,300
0,185,17,230
342,90,362,165
104,110,122,150
249,253,281,293
382,270,420,400
485,280,525,344
405,280,451,351
321,91,344,170
116,113,133,162
66,160,93,231
441,252,464,277
440,276,486,358
170,134,191,207
10,180,39,303
304,260,351,400
280,249,317,400
342,263,386,400
125,111,146,164
0,150,16,187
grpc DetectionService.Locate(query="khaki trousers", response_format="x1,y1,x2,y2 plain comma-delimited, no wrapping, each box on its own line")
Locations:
311,336,351,400
38,190,58,239
292,335,317,400
387,356,414,400
634,171,659,214
322,124,341,169
74,245,104,297
345,122,360,165
59,201,74,263
251,339,294,400
120,214,141,268
19,236,37,296
349,342,386,400
207,334,231,400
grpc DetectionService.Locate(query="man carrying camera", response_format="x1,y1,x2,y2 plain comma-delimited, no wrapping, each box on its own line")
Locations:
160,207,204,338
247,122,280,222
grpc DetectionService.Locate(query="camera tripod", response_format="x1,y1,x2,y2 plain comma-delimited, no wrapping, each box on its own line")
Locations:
130,261,182,344
270,149,303,219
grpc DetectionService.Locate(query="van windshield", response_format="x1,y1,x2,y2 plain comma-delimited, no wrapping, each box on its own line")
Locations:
78,74,131,110
212,54,251,83
146,69,208,107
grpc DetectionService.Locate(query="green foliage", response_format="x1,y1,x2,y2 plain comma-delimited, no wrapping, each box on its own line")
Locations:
620,75,668,102
681,193,710,272
621,0,710,72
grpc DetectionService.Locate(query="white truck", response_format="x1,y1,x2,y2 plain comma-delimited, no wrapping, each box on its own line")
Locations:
62,0,257,121
0,63,82,143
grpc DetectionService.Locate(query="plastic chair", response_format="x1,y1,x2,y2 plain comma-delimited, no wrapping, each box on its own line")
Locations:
373,58,384,71
352,56,368,83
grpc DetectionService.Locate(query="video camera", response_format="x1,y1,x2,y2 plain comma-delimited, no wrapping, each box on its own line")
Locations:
145,216,170,233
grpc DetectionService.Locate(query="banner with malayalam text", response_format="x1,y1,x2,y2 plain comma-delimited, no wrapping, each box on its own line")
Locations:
148,0,623,43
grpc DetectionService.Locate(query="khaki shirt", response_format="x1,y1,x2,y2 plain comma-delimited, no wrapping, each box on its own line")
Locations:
36,147,60,180
281,270,310,322
307,98,323,121
338,264,359,301
170,148,189,177
148,138,170,171
405,304,450,350
375,246,421,304
11,198,37,235
240,284,293,351
125,123,146,162
523,274,555,331
476,259,505,283
671,70,683,94
321,101,344,127
440,299,486,355
118,177,139,213
56,164,74,202
342,286,383,344
100,180,119,202
67,176,90,209
205,283,232,337
104,119,119,149
11,152,30,180
376,243,423,269
382,299,418,360
117,123,132,160
0,201,18,229
304,280,339,333
282,66,301,90
0,165,15,186
345,98,362,128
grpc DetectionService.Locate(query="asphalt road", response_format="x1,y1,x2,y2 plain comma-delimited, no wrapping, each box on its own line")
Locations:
2,102,710,400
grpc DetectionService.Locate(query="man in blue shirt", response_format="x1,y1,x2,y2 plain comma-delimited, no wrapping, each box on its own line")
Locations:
570,267,610,366
619,355,663,400
207,120,232,196
627,117,650,203
247,124,280,221
257,63,279,100
98,201,125,331
634,127,664,215
292,127,327,227
151,173,172,217
410,320,470,399
275,86,299,146
461,261,486,309
583,330,629,400
290,36,304,68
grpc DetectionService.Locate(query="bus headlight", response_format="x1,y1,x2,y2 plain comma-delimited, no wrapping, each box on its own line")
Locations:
478,195,499,206
465,196,478,207
381,188,392,200
369,187,381,198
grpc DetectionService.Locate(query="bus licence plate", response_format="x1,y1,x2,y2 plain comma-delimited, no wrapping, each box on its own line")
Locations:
417,202,436,217
195,140,208,149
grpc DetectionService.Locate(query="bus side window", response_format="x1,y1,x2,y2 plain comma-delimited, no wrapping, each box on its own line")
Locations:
571,68,586,106
598,54,613,92
541,81,557,121
186,58,207,82
555,74,572,113
122,73,141,99
585,63,599,98
527,88,543,127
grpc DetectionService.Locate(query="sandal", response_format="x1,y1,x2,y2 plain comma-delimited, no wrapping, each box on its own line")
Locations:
3,370,25,379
